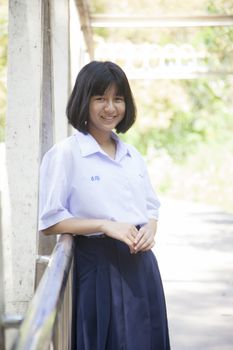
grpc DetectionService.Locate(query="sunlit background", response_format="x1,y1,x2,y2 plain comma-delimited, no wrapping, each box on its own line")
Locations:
0,1,233,349
0,0,233,213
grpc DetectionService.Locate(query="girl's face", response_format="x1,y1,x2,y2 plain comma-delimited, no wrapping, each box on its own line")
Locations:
88,84,125,136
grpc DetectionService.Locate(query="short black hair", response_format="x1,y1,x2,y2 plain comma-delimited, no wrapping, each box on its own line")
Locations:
66,61,136,133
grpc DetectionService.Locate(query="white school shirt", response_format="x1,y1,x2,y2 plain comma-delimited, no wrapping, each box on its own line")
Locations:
38,131,160,233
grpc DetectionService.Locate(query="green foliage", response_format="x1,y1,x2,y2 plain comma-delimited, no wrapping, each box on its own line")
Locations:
92,0,233,211
122,75,233,163
92,0,233,162
89,0,233,15
152,140,233,214
206,0,233,14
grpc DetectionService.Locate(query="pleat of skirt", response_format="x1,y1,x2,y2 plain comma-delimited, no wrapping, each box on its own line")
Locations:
71,236,170,350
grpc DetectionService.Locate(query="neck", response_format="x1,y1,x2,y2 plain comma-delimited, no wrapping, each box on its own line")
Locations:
89,130,113,146
88,129,116,159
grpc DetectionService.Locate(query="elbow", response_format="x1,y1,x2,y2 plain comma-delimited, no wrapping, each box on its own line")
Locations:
40,227,56,236
39,218,73,236
40,221,65,236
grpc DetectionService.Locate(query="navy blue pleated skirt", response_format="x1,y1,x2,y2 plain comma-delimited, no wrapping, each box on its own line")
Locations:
72,236,170,350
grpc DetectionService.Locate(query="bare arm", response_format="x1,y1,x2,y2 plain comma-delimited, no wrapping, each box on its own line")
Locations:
42,218,139,251
42,218,105,236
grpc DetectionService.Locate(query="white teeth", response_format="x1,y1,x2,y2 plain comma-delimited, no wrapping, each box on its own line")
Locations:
102,116,115,120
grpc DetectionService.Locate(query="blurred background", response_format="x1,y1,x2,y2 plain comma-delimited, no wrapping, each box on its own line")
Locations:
0,1,233,349
1,0,233,213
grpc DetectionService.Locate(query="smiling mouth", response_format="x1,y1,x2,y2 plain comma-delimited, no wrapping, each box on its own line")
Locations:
101,116,116,120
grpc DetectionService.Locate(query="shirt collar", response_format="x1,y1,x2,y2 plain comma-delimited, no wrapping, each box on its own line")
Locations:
74,130,131,160
112,132,132,161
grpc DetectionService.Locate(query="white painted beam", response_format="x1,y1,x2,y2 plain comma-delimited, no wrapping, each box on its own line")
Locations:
91,15,233,28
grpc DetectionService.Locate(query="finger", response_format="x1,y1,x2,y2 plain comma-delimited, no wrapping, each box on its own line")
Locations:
132,225,139,236
125,231,138,249
134,228,146,245
127,240,136,254
141,240,155,252
132,229,139,244
134,236,149,253
135,231,155,252
130,246,135,254
126,230,136,244
127,227,140,245
127,227,149,252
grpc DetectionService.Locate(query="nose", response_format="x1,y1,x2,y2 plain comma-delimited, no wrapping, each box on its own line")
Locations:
104,99,115,112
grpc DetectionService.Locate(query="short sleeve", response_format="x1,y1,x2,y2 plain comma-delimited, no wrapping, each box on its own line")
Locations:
127,143,161,220
38,145,74,230
143,165,161,220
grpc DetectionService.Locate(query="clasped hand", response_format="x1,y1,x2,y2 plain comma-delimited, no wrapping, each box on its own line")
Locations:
101,220,156,254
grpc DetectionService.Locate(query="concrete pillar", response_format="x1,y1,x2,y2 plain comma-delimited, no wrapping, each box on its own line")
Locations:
4,0,89,347
50,0,70,143
35,0,70,288
6,0,43,316
34,0,57,288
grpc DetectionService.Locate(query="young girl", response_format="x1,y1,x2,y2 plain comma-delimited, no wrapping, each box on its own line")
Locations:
39,61,170,350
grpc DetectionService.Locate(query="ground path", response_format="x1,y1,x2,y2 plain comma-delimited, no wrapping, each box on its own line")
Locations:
153,197,233,350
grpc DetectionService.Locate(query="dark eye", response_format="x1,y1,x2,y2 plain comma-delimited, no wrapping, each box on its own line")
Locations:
115,96,124,102
94,96,105,101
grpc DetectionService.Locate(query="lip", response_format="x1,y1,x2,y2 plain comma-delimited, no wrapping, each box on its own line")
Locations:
101,116,116,120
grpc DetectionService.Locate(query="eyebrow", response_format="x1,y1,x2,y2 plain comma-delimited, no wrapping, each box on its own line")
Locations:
92,93,124,97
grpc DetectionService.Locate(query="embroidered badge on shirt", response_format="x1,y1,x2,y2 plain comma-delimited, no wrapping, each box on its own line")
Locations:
91,176,100,181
